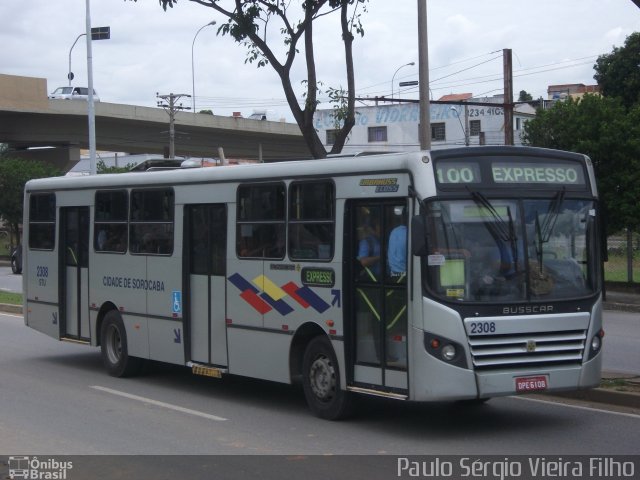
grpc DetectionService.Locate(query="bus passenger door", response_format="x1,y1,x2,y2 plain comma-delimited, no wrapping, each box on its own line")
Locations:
184,204,228,366
346,200,408,393
59,206,90,341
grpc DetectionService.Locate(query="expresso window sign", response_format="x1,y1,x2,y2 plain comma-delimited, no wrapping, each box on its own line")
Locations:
435,159,586,187
491,162,585,185
301,268,335,288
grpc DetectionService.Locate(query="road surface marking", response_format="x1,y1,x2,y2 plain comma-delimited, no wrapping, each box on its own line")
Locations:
513,395,640,420
91,385,227,421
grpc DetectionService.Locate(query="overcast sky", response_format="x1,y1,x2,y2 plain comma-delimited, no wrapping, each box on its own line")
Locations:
2,0,639,121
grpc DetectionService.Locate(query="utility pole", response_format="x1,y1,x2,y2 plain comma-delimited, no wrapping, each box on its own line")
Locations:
85,0,97,175
157,93,191,160
417,0,431,150
503,48,514,146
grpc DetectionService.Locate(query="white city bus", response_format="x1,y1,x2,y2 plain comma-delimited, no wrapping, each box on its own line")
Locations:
22,146,603,419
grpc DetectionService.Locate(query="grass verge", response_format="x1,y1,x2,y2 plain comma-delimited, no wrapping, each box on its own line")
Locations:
0,290,22,305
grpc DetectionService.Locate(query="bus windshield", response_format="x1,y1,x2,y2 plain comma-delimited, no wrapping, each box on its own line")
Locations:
424,197,598,303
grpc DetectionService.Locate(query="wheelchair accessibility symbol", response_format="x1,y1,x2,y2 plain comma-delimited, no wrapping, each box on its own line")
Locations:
172,291,182,314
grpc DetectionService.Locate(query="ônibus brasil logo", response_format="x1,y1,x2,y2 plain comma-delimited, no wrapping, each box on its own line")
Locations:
8,456,73,479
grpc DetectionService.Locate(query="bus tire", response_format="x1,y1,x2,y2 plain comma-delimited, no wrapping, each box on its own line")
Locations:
11,256,21,274
100,311,143,377
302,335,354,420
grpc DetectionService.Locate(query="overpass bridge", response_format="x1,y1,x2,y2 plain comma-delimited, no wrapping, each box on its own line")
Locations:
0,74,310,170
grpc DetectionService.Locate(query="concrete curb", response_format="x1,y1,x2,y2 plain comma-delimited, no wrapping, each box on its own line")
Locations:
0,302,22,314
542,387,640,410
603,302,640,313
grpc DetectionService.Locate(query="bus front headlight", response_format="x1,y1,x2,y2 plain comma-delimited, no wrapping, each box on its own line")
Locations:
587,329,604,360
441,344,457,361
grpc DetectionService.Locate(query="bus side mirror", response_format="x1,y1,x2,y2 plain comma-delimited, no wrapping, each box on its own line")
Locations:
411,215,428,256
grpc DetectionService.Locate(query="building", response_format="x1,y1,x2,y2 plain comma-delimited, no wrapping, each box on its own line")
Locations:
314,95,535,154
547,83,600,101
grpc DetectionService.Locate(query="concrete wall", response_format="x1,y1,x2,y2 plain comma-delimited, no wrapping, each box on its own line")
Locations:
10,146,80,172
0,74,48,111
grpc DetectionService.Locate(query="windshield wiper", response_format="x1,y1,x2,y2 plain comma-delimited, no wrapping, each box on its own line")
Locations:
467,189,519,271
535,188,566,268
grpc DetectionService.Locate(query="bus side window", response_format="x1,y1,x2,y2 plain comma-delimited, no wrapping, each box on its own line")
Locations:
237,183,285,259
129,189,175,255
28,193,56,250
288,181,335,261
95,190,128,253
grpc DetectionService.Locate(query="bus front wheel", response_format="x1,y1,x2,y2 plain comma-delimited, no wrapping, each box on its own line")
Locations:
100,311,143,377
302,336,354,420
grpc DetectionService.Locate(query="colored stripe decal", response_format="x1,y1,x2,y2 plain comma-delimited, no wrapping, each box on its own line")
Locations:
240,289,272,314
282,282,310,308
259,293,294,316
229,273,259,294
254,274,287,301
296,286,331,313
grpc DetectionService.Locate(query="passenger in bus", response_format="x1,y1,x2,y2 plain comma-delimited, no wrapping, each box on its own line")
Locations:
357,217,381,282
97,229,108,250
387,207,407,282
355,216,382,364
386,207,408,365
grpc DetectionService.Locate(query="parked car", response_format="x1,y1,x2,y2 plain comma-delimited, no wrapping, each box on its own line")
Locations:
49,86,100,102
10,244,22,274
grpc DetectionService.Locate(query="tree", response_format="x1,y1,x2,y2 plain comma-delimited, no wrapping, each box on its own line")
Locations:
518,90,533,102
97,159,135,174
594,32,640,109
522,94,640,235
0,157,61,247
133,0,368,158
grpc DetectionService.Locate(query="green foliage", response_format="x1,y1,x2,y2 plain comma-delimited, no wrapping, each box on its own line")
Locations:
594,32,640,109
522,95,640,234
518,90,533,102
96,160,135,174
327,86,350,129
198,109,214,115
0,290,22,306
0,157,60,246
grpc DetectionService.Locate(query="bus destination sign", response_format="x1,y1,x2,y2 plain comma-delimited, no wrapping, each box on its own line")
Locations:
436,162,481,184
491,162,585,185
436,159,585,187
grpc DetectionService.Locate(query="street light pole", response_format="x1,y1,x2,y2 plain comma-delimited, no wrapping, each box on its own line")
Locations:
68,33,85,86
450,105,469,146
391,62,415,103
191,20,216,114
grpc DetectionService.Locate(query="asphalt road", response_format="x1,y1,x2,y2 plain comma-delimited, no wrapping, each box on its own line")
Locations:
1,313,639,459
0,266,21,293
602,310,640,375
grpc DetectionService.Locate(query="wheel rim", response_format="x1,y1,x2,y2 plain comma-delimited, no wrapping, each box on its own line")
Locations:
105,324,123,365
309,353,336,402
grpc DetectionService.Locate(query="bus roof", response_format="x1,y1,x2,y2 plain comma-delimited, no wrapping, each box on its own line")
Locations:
24,146,590,193
25,150,418,192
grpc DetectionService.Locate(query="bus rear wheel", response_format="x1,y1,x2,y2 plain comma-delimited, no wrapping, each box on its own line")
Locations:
302,336,354,420
100,311,143,377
